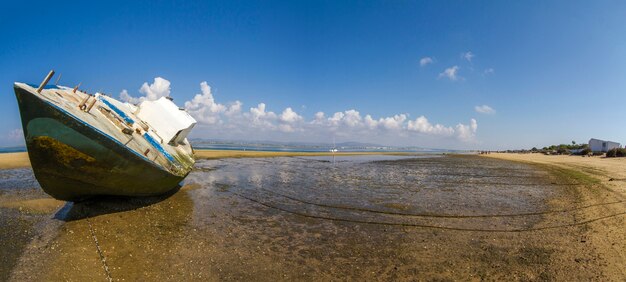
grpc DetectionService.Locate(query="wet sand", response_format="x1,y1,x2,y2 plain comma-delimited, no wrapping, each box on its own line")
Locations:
0,152,624,280
0,150,412,169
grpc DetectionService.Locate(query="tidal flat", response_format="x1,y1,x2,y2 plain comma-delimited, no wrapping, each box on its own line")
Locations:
0,154,624,280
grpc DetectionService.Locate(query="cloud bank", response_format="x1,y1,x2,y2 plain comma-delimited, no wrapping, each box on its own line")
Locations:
120,77,479,145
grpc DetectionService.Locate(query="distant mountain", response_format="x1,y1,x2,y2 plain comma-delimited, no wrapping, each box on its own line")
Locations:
335,141,384,147
0,146,27,153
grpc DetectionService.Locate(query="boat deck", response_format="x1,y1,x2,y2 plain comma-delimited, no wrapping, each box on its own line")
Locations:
15,83,194,175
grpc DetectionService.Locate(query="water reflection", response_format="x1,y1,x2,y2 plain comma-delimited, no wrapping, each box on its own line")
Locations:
186,155,555,221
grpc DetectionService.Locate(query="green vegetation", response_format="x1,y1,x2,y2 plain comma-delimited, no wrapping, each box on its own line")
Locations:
528,143,625,157
505,142,592,155
606,148,626,158
536,142,588,155
540,143,588,152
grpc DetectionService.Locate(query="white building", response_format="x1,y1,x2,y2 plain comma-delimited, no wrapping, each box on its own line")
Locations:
588,138,621,152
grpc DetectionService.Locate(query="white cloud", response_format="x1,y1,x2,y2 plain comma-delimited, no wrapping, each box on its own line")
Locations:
328,112,345,127
456,118,478,141
439,66,460,81
312,111,326,125
119,89,134,103
462,51,475,62
279,107,303,123
248,103,277,126
225,101,242,116
484,68,494,75
119,77,172,104
407,116,455,136
342,110,362,127
378,114,407,130
140,77,171,100
0,128,25,146
8,129,23,141
119,77,481,145
278,107,305,132
420,57,434,67
407,116,477,141
304,110,474,141
364,115,378,129
475,105,496,115
184,81,231,124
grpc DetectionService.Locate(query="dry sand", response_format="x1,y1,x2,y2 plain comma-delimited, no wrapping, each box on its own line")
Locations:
483,153,626,279
483,153,626,198
0,152,30,169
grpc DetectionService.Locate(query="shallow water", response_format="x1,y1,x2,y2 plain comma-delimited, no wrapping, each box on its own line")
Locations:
187,155,556,221
0,154,610,280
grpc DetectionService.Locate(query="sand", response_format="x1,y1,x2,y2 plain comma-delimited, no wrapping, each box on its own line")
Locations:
0,198,64,214
483,153,626,198
483,153,626,279
0,152,30,169
1,151,624,280
0,150,415,169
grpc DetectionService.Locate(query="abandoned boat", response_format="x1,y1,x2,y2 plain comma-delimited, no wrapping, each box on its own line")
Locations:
14,70,196,201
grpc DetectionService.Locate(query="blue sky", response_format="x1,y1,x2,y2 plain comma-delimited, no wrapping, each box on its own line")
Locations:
1,1,625,149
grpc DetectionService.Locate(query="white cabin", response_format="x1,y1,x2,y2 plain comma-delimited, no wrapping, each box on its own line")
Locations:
588,138,620,152
135,97,196,146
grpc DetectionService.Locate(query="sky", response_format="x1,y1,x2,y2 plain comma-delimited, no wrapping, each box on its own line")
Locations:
1,1,625,150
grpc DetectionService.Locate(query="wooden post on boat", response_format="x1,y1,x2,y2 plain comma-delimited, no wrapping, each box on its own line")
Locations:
78,95,90,110
85,98,97,113
73,82,82,93
36,70,55,93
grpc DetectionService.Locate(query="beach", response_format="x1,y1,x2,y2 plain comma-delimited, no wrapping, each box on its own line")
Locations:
484,153,626,279
0,152,30,169
0,151,624,280
484,153,626,190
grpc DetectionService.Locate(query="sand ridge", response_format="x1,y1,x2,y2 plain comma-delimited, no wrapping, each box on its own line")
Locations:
0,150,417,169
0,152,30,169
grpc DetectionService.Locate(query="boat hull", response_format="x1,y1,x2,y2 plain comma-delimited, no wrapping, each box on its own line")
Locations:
15,86,186,201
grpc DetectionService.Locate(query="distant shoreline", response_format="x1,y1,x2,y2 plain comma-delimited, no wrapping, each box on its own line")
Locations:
0,144,463,155
0,150,431,169
193,149,426,159
0,152,31,169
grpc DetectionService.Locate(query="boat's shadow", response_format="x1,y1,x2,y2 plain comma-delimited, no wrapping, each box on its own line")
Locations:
54,186,181,221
